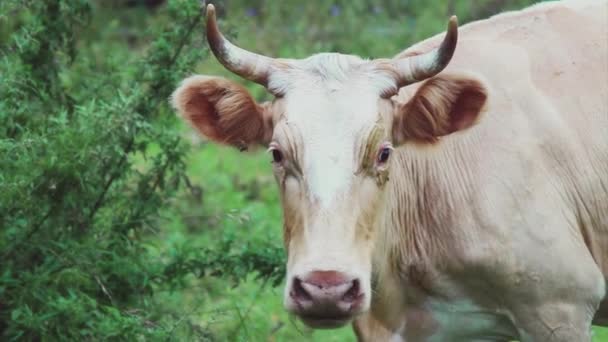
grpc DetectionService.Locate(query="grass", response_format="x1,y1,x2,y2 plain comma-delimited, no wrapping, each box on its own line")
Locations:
596,328,608,341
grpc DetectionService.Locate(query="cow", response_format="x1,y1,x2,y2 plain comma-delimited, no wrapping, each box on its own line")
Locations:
171,1,608,341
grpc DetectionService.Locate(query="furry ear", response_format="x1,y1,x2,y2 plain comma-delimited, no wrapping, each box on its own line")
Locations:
171,75,273,147
393,74,487,144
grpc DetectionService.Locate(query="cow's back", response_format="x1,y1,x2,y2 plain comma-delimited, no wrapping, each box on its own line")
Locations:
401,0,607,148
405,0,607,143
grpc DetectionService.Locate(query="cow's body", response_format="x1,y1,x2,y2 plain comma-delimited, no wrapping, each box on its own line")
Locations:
173,1,608,341
359,1,608,340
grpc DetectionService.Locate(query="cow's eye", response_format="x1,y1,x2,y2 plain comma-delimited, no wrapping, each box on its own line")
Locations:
269,147,284,164
377,146,392,164
272,149,283,163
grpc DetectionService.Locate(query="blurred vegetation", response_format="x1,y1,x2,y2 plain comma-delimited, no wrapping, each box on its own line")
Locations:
2,0,608,341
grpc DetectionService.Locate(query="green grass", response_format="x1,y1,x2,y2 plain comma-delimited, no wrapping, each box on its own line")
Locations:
596,327,608,341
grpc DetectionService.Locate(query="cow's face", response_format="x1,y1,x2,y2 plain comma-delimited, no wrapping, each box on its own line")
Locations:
269,58,396,328
172,4,486,329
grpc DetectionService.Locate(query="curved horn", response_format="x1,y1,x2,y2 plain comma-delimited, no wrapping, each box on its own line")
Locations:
205,4,279,87
379,16,458,88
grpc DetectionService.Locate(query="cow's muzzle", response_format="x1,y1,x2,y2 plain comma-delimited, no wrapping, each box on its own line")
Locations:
286,270,365,328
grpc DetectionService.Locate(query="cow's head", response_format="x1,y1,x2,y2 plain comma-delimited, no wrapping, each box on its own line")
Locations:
172,5,487,329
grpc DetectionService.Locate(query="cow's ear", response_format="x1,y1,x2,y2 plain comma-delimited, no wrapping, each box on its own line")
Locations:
392,74,487,144
171,75,273,147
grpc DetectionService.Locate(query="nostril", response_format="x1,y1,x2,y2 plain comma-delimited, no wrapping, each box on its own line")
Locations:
291,277,312,302
342,279,361,303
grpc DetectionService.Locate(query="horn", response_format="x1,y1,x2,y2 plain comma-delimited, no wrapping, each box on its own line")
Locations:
378,16,459,88
205,4,280,87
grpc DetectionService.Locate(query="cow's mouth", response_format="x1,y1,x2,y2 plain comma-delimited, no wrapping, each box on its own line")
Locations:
299,314,353,329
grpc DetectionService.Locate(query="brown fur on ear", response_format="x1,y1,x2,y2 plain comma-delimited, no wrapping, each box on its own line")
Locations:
171,75,272,147
393,74,487,144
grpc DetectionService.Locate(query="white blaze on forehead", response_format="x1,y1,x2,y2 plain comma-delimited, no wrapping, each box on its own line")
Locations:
285,77,382,206
271,53,395,206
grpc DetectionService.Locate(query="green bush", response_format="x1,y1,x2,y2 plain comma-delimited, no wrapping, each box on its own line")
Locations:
0,0,284,339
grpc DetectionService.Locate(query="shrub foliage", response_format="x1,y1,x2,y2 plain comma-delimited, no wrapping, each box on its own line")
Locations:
0,0,283,339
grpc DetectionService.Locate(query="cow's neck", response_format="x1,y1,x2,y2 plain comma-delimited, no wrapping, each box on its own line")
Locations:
372,140,477,325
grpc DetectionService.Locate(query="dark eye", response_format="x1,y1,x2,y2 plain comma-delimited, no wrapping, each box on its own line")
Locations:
271,149,284,163
377,147,391,164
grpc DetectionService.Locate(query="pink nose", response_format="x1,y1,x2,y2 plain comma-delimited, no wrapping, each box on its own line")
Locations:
289,271,363,327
